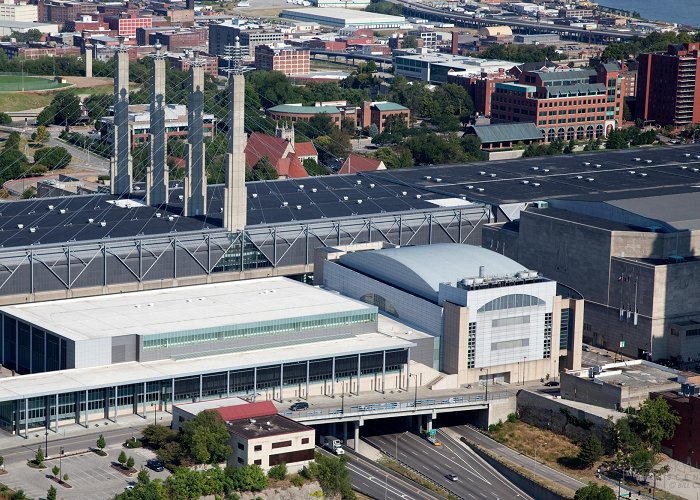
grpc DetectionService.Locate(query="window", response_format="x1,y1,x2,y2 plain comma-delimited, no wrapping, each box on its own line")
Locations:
544,313,553,358
467,322,476,369
237,457,244,464
272,440,292,449
238,443,245,450
478,294,545,313
491,339,529,351
254,459,262,466
302,437,310,444
686,329,700,337
492,316,530,328
254,444,262,451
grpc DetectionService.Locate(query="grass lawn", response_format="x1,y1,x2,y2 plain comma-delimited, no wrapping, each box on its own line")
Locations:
0,83,116,112
0,74,69,92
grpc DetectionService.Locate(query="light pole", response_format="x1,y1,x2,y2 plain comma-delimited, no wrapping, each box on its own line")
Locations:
152,402,157,425
59,447,64,479
341,393,345,415
522,356,528,384
480,368,490,401
45,430,49,459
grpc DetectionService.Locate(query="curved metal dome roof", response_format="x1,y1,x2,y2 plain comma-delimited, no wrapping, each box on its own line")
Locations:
338,243,528,302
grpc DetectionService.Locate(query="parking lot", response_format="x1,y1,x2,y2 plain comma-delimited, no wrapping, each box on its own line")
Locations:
1,445,169,500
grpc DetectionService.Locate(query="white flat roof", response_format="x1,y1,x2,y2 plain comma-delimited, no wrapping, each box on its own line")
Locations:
282,7,405,24
0,277,374,341
0,332,414,401
175,397,248,414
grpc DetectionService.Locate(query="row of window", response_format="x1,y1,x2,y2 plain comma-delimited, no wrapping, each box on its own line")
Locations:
142,310,377,350
543,313,553,359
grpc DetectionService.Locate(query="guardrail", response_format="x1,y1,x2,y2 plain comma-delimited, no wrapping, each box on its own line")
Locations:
284,391,509,421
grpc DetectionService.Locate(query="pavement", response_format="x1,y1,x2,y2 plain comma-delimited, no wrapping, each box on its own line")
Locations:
48,127,109,173
0,415,170,500
335,449,442,500
452,425,585,494
364,429,530,500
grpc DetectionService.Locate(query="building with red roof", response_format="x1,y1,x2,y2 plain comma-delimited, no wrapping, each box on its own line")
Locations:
339,154,386,174
245,125,318,179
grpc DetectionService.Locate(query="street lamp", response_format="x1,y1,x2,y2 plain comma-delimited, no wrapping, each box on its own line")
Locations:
45,430,49,459
522,356,528,384
341,393,345,415
59,447,64,479
480,368,490,401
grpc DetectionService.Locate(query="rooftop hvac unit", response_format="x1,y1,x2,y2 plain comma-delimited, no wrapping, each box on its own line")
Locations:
298,184,304,190
401,191,407,196
633,157,641,161
100,221,106,227
156,213,162,218
369,184,375,188
88,218,94,223
312,188,317,192
178,195,184,200
476,187,484,192
282,201,288,207
489,173,496,178
168,216,174,221
645,160,652,164
356,180,362,185
628,170,636,174
47,205,54,210
583,162,590,166
343,196,349,201
60,209,66,214
357,199,363,204
296,205,302,210
415,194,421,199
684,153,691,157
435,178,442,182
424,175,432,180
680,166,688,170
521,180,529,185
466,185,474,190
594,164,601,168
532,183,541,187
29,227,36,233
531,167,539,171
542,169,550,172
252,193,258,198
479,171,486,176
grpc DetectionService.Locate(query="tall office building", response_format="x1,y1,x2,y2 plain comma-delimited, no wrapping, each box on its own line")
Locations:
636,43,700,128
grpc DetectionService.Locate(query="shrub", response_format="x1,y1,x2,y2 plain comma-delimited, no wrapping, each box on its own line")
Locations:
291,475,305,487
267,463,287,481
118,450,127,466
506,413,518,423
63,473,69,482
52,465,60,477
124,438,142,448
126,456,135,469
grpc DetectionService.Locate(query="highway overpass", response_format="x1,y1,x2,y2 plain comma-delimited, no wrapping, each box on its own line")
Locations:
389,0,641,43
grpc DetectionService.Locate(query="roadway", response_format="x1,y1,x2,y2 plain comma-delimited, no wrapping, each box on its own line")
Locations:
452,425,585,494
48,127,109,174
332,449,442,500
388,0,640,41
365,430,531,500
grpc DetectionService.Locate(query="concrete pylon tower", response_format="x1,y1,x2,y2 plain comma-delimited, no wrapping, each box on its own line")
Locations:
183,60,207,217
223,39,247,232
147,42,168,206
84,44,93,78
110,45,133,195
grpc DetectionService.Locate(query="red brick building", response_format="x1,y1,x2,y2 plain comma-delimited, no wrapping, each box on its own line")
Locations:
37,0,98,23
245,127,318,179
167,53,218,76
105,12,152,38
636,43,700,128
254,45,310,76
138,28,208,51
653,380,700,468
447,68,516,117
490,63,624,142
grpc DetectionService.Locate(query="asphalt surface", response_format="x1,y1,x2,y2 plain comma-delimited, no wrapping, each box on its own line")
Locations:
49,128,109,173
365,430,530,500
339,450,442,500
453,426,585,494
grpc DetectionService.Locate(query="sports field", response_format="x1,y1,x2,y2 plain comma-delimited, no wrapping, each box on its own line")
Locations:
0,74,70,92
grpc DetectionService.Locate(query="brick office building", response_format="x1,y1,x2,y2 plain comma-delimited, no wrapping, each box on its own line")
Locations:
636,43,700,128
254,44,309,76
653,374,700,468
490,63,624,142
105,12,152,38
37,0,97,23
447,68,516,117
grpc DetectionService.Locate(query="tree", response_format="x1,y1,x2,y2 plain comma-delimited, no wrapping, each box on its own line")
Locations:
46,485,57,500
96,434,106,451
35,446,44,465
0,112,11,125
165,467,207,500
179,410,232,465
34,125,50,144
636,397,681,450
34,146,72,170
225,464,268,492
126,456,135,469
137,469,151,485
143,424,178,449
578,435,604,467
249,156,279,181
62,473,69,482
402,35,419,49
118,450,127,467
268,462,287,480
368,123,379,137
84,93,111,121
51,92,82,127
36,106,57,127
574,483,616,500
21,187,36,199
308,453,355,499
371,146,414,169
4,131,21,150
0,455,4,470
52,464,60,477
303,158,328,176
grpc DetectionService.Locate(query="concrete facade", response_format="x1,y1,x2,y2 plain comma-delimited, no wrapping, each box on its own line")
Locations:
110,45,133,195
223,72,247,232
147,45,168,207
184,62,207,217
483,206,700,364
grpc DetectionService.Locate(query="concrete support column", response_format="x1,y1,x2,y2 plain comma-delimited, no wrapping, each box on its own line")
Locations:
343,422,348,445
199,374,203,401
353,420,360,451
405,349,411,391
226,371,231,397
110,45,133,195
426,414,433,432
222,69,247,231
171,378,175,411
148,45,168,206
279,364,284,402
84,44,93,78
84,389,88,427
382,351,386,394
184,61,207,217
54,393,59,432
24,398,28,438
253,367,257,400
114,385,118,423
331,357,336,397
356,353,361,395
143,381,147,418
305,360,310,400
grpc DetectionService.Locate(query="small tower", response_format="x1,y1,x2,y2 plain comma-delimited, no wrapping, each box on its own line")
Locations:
275,122,295,146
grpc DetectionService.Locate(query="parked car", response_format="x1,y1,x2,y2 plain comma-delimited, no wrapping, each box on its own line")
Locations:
146,459,164,472
544,381,560,387
446,473,459,481
290,401,309,411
